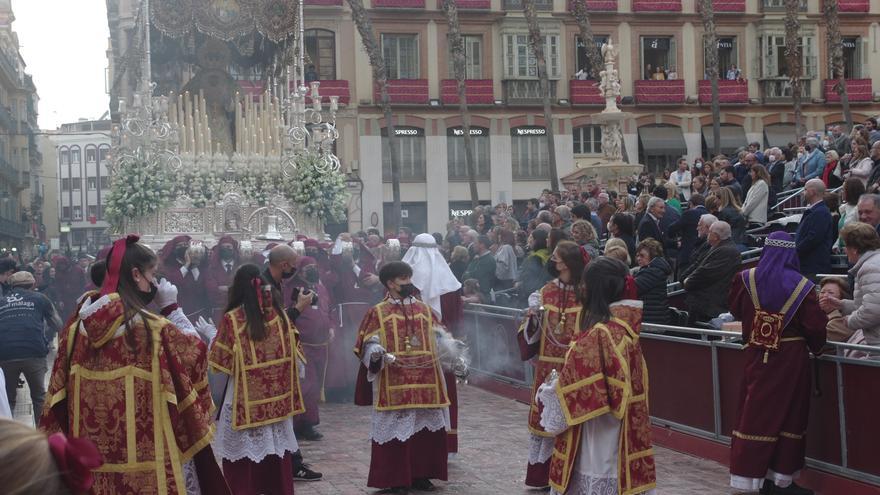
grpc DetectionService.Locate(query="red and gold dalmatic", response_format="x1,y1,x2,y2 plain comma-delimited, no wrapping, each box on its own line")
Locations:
40,293,217,495
208,306,306,429
548,302,657,495
518,280,583,437
353,298,450,411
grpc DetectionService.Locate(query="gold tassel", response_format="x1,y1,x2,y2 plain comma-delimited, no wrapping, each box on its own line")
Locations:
763,350,769,364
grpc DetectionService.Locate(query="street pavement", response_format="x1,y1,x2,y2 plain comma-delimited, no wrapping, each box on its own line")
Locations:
294,384,738,495
12,369,744,494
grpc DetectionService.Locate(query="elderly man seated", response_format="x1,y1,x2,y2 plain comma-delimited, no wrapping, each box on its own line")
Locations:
683,221,742,325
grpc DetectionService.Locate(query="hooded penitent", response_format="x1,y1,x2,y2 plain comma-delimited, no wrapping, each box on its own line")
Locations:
401,233,462,318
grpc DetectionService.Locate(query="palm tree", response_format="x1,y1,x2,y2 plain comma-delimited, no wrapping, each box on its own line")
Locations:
698,0,721,157
522,0,560,192
570,0,603,79
441,0,480,208
784,0,806,139
823,0,853,129
346,0,403,231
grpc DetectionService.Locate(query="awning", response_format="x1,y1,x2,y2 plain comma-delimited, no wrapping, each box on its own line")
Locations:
764,125,797,148
702,125,748,154
638,126,687,155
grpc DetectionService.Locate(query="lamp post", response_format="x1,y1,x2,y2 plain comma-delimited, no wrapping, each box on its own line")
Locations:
345,170,364,232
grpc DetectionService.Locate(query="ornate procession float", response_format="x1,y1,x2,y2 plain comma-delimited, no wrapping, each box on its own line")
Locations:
106,0,348,249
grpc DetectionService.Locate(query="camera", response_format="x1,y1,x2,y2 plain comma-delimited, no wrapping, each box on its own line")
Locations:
291,287,318,307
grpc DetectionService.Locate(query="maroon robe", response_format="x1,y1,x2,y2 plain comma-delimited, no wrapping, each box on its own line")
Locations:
287,273,333,428
204,236,242,323
159,235,208,322
51,256,86,321
727,275,827,483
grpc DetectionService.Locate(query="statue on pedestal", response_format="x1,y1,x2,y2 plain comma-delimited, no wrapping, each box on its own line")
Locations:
598,38,621,114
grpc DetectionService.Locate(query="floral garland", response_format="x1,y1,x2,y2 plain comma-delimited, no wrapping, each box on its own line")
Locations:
286,154,349,222
106,152,349,228
105,157,174,227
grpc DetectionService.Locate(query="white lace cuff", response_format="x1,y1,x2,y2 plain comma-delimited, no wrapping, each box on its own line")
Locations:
537,379,568,435
527,434,555,465
166,307,197,337
524,317,542,345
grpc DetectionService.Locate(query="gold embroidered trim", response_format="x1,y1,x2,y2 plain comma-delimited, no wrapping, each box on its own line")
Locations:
732,430,777,442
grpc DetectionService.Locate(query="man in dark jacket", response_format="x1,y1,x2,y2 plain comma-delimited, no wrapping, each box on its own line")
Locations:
462,235,496,302
767,148,786,195
795,179,834,280
683,221,742,324
638,197,666,244
667,194,708,277
720,166,744,202
0,271,61,419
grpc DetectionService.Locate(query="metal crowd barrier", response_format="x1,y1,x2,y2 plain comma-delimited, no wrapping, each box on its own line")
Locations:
461,303,880,487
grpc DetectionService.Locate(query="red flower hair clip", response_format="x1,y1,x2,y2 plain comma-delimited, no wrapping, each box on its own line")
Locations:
47,432,103,493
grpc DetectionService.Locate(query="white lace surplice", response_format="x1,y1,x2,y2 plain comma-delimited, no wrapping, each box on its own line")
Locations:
212,379,300,463
538,380,656,495
362,337,450,444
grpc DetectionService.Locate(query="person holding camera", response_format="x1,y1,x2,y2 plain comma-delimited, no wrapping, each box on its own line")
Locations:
288,256,334,442
261,244,324,481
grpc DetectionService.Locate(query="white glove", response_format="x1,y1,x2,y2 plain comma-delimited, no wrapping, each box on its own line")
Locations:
155,278,179,309
195,316,217,344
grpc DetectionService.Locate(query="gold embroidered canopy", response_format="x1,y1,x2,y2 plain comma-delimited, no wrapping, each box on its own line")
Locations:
150,0,298,43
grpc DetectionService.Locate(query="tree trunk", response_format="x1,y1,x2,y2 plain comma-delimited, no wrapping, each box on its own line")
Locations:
346,0,402,232
522,0,559,192
441,0,480,208
570,0,603,80
823,0,852,129
698,0,721,157
784,0,806,140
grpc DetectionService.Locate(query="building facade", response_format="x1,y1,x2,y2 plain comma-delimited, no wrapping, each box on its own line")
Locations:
105,0,880,235
49,120,112,253
0,0,40,255
302,0,880,233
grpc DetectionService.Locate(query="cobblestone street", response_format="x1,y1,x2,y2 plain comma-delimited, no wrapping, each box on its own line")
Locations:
293,384,734,495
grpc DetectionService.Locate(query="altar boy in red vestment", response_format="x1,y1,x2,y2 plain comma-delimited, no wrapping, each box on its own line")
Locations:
354,261,450,492
536,257,656,495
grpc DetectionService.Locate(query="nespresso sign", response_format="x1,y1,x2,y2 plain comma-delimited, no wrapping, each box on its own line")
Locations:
382,126,425,137
447,126,488,137
511,126,546,137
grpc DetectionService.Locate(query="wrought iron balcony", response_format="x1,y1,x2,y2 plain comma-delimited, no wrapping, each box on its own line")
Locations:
760,78,811,101
502,80,557,105
698,79,749,104
502,0,552,10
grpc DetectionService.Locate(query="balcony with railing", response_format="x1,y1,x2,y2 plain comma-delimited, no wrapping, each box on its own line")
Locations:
700,0,745,12
633,0,681,11
440,79,495,105
762,0,805,11
839,0,869,12
634,79,685,104
824,79,873,103
0,217,26,238
374,79,429,104
566,0,618,11
372,0,425,7
456,0,491,8
502,80,557,105
306,80,351,105
698,79,749,104
503,0,552,10
760,78,811,101
305,0,343,5
569,80,605,105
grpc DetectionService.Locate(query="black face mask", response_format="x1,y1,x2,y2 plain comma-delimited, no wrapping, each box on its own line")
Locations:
138,281,158,306
547,260,561,278
281,268,296,279
219,247,235,261
398,283,417,299
302,268,319,284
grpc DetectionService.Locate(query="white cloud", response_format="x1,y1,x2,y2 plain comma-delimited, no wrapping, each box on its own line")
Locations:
13,0,109,130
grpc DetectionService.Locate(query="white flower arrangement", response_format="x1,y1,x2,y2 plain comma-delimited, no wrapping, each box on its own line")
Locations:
106,151,349,229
